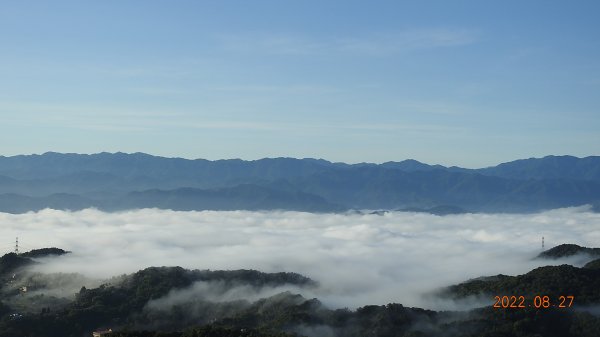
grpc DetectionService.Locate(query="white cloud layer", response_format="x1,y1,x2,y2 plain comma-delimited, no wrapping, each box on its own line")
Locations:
1,207,598,310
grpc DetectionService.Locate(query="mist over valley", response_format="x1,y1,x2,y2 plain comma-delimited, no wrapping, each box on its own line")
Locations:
1,207,600,336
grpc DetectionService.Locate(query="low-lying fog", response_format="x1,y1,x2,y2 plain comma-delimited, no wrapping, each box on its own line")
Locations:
1,207,599,310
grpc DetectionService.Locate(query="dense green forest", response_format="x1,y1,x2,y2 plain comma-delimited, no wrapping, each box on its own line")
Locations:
1,246,600,337
441,264,600,304
537,244,600,259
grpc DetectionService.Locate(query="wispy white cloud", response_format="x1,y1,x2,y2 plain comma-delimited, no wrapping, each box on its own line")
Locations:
0,100,466,135
336,29,479,55
215,28,480,56
125,87,192,96
216,33,325,55
208,84,343,95
0,102,182,132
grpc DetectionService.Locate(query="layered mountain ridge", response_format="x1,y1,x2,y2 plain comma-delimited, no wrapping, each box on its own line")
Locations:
0,152,599,213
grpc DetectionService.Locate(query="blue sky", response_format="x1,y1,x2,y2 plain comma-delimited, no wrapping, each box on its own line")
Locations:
1,0,599,167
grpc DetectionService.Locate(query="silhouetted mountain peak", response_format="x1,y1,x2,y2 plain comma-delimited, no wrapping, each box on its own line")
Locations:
20,248,70,258
380,159,441,171
538,244,600,259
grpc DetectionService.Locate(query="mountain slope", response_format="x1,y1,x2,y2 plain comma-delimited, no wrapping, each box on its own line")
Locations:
0,185,343,213
0,152,599,213
477,155,600,181
112,184,343,212
537,244,600,259
284,167,600,211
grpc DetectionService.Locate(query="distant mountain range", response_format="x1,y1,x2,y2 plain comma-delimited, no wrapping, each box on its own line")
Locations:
0,152,599,213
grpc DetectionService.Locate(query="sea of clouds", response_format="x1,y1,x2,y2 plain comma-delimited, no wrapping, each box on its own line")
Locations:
1,207,599,310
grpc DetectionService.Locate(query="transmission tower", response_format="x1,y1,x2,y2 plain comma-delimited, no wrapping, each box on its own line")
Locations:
15,237,19,255
542,236,545,251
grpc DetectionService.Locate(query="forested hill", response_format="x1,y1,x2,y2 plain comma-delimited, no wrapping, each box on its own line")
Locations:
2,246,600,337
0,152,599,213
537,244,600,259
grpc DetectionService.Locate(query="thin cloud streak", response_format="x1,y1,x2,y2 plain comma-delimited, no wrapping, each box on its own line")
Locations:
1,207,597,310
0,100,464,135
216,28,479,56
336,29,478,55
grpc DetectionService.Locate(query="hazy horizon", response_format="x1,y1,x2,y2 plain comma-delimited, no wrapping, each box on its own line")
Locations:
1,151,598,169
1,1,599,167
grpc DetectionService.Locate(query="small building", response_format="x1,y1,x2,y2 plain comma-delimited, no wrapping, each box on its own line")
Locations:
92,329,112,337
9,313,23,320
